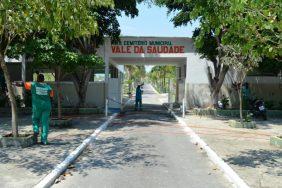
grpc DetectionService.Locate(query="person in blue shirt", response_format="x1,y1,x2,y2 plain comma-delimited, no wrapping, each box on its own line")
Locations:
135,83,144,111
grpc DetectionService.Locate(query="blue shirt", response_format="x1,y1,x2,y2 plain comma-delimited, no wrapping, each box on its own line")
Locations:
136,86,142,100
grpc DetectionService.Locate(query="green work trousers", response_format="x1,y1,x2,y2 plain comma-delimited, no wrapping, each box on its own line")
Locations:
32,105,51,143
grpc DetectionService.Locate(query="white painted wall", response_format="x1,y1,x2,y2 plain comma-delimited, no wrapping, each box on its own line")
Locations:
108,78,122,108
48,82,105,107
186,54,211,84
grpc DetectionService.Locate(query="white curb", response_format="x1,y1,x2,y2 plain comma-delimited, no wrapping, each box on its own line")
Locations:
167,108,249,188
34,113,118,188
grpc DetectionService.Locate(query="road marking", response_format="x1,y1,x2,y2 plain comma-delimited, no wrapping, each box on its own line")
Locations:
166,107,250,188
34,113,118,188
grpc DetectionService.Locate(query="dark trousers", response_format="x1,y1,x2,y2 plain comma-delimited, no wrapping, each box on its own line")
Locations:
135,99,142,110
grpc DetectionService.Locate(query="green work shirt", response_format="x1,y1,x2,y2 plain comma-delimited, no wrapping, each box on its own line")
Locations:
31,82,52,109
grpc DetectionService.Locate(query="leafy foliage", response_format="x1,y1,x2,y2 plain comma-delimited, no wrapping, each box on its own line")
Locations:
222,0,281,59
251,57,282,75
0,0,114,136
157,0,281,59
13,37,104,74
156,0,231,106
192,29,218,63
66,0,145,106
221,44,261,121
156,0,229,47
124,65,146,95
125,65,146,83
0,1,114,43
156,0,281,108
221,45,261,73
69,0,145,52
149,66,175,93
220,96,230,109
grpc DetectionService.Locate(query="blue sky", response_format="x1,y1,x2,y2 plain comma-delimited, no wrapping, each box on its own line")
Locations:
117,3,198,37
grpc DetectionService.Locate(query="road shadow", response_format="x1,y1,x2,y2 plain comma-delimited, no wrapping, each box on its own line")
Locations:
225,149,282,176
0,103,173,179
65,104,172,176
109,105,177,131
72,136,165,177
0,134,87,176
0,116,32,134
0,116,106,176
0,115,106,134
125,103,176,118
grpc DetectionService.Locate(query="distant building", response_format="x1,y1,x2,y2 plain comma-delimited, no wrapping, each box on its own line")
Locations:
4,37,282,110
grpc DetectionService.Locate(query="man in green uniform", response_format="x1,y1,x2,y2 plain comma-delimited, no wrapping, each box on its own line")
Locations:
24,74,54,145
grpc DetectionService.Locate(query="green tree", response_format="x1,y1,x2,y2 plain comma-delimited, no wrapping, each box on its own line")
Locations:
67,0,145,107
219,0,280,120
149,66,175,93
221,45,261,122
156,0,281,107
125,65,146,92
24,38,71,119
125,65,136,94
7,0,144,109
156,0,230,106
222,0,281,59
17,37,103,118
251,57,282,76
0,0,113,137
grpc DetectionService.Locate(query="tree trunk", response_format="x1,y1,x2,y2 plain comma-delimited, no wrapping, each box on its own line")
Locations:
0,52,19,137
128,71,132,94
238,89,243,123
72,70,92,108
209,65,229,107
238,71,246,123
128,81,132,94
56,67,62,119
78,86,87,107
164,73,166,93
211,91,219,107
208,34,230,108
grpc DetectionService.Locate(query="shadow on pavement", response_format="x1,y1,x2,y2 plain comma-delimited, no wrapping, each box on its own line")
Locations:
0,115,106,177
73,136,166,177
68,104,171,176
225,149,282,175
0,135,86,176
109,105,177,131
0,103,172,178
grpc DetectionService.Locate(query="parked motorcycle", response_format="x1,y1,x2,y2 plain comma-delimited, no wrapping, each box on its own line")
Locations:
249,98,267,120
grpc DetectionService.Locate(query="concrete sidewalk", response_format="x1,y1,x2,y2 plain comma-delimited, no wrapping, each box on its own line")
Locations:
0,115,107,188
183,115,282,188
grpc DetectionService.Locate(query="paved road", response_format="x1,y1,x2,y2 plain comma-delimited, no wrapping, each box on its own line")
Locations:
54,84,229,188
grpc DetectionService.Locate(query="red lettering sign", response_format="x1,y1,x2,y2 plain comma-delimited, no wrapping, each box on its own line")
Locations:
112,46,132,53
111,45,185,54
